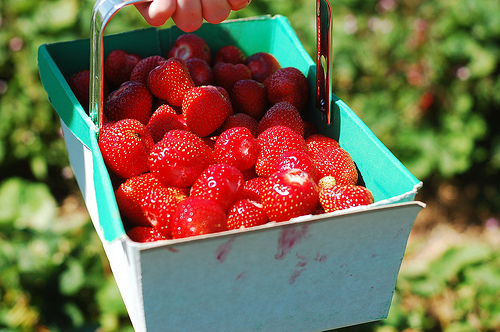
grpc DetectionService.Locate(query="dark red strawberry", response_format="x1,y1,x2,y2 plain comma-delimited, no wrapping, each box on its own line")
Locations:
186,58,213,86
104,81,153,125
212,62,252,92
68,69,90,110
104,49,142,89
255,126,308,177
230,79,268,120
257,101,304,136
146,104,187,143
313,147,358,186
213,45,247,65
305,134,340,160
214,127,259,171
127,226,169,242
98,119,155,179
218,113,259,137
241,177,268,204
272,150,319,182
171,196,227,239
246,52,281,82
130,55,165,84
147,58,194,106
264,67,309,111
149,129,215,188
190,163,245,212
167,33,211,64
303,120,319,138
262,168,319,222
227,199,268,230
319,185,374,213
182,85,233,137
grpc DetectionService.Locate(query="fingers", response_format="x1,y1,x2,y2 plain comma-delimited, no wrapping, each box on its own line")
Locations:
135,0,176,27
201,0,231,24
227,0,251,11
172,0,203,32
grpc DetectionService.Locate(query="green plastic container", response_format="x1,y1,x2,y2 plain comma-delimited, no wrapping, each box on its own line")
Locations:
38,15,424,332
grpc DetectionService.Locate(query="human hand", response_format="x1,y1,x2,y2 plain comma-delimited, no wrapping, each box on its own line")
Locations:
135,0,251,32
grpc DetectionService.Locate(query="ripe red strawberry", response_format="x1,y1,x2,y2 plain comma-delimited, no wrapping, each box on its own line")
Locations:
182,85,233,137
264,67,309,111
127,226,169,242
227,199,268,230
130,55,165,84
217,113,258,137
262,168,319,222
230,79,268,120
146,104,187,143
257,101,304,136
167,33,211,63
246,52,281,82
306,134,340,159
213,45,247,65
214,127,259,171
241,177,268,204
319,185,374,213
255,126,308,177
186,58,213,86
190,163,245,212
149,129,215,188
212,62,252,92
104,81,153,125
313,147,358,186
68,69,90,110
147,58,194,106
272,150,319,182
171,196,227,239
104,49,141,89
99,119,155,179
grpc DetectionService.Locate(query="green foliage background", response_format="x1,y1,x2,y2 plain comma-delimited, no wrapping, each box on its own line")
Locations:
0,0,499,330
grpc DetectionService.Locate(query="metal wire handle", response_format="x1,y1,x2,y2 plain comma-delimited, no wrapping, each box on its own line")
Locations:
316,0,332,124
89,0,153,136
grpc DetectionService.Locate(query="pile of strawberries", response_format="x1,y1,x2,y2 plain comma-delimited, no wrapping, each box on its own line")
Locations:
67,33,374,243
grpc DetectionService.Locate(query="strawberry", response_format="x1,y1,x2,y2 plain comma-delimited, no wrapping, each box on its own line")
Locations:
214,127,259,171
146,104,187,143
303,120,319,138
261,168,319,222
230,79,268,120
185,58,213,86
190,163,245,212
127,226,169,242
319,185,374,213
213,45,247,65
147,57,194,106
182,85,233,137
98,119,155,179
246,52,281,82
104,49,141,89
241,177,268,204
68,69,90,110
227,199,268,230
167,33,211,64
313,147,358,186
317,175,337,191
149,129,215,188
264,67,309,111
212,62,252,92
104,81,153,125
218,113,259,137
305,134,340,159
130,55,165,84
171,196,227,239
255,126,308,177
257,101,304,136
272,150,319,182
